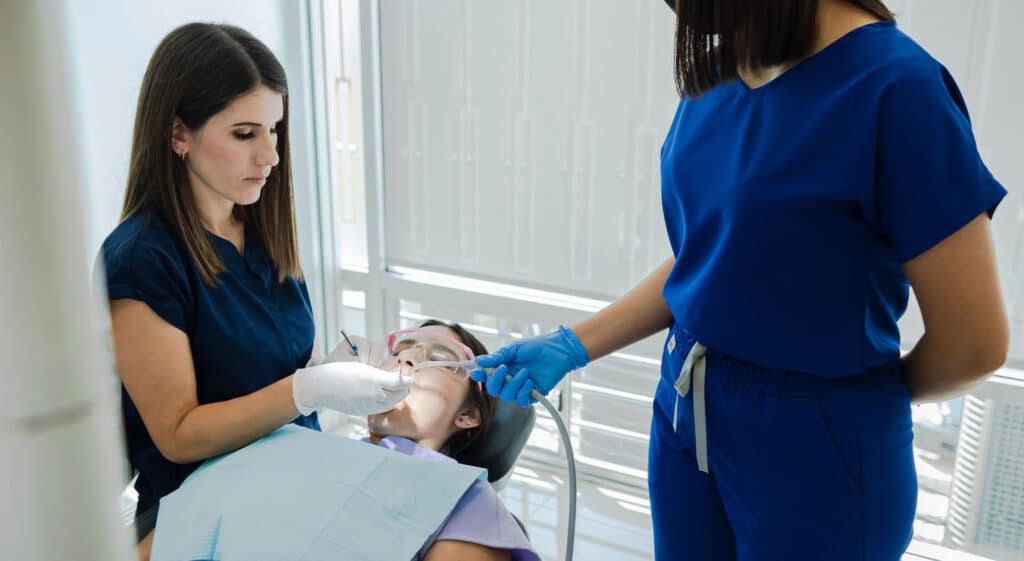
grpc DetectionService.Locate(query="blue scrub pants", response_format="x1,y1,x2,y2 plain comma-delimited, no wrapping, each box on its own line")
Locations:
648,325,917,561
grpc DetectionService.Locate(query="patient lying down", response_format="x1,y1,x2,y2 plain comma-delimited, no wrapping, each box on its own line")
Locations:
146,320,539,561
365,319,539,561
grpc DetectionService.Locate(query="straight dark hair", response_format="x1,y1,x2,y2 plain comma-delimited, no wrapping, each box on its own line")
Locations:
121,22,301,285
417,319,499,462
665,0,894,97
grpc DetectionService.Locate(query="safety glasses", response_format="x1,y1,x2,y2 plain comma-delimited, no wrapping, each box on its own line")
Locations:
386,327,483,390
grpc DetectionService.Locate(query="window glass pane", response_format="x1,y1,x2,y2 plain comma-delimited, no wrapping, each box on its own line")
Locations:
938,387,1024,559
379,0,676,299
324,0,369,271
340,288,366,336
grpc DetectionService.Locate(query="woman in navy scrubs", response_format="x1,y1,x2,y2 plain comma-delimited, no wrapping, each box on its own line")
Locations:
101,23,409,552
472,1,1010,559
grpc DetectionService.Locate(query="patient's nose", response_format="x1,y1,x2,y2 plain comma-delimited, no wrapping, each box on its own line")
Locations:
395,350,421,375
396,360,426,382
396,344,426,364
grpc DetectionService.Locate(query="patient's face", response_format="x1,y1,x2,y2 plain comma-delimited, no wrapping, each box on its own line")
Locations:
367,326,479,449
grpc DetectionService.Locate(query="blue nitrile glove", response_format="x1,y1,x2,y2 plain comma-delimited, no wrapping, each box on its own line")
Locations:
469,326,590,405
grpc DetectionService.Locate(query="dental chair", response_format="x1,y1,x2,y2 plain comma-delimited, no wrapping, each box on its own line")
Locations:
461,395,536,487
459,397,537,538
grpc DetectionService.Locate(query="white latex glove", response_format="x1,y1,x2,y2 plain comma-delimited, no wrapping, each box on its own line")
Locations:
292,361,410,416
323,335,388,367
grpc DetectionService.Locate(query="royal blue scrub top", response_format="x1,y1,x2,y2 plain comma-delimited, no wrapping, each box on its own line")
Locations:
660,21,1006,377
101,211,319,514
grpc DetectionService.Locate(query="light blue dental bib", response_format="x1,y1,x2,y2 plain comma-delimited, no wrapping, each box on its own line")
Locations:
150,425,485,561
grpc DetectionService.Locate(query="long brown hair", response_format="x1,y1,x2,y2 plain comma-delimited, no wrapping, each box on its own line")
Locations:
417,319,499,462
121,22,301,285
665,0,894,97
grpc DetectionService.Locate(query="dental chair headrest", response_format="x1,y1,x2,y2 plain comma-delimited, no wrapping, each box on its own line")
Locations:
460,398,535,484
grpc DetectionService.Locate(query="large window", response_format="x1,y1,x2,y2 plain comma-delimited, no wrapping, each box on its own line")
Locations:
314,1,1024,559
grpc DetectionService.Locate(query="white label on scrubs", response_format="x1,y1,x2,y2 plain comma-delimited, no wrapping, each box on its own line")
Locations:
667,335,676,354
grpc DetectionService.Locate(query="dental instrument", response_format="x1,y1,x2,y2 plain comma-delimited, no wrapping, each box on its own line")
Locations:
342,330,408,388
340,329,360,357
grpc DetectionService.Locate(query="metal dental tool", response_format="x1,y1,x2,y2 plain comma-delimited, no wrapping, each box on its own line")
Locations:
339,330,359,357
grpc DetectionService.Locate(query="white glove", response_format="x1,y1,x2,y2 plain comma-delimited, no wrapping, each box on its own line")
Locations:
323,335,388,367
292,361,411,416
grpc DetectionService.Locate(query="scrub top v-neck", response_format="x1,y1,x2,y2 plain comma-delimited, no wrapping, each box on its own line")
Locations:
101,211,319,514
659,20,1006,378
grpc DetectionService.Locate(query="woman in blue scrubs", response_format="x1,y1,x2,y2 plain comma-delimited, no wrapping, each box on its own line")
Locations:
472,1,1010,559
101,23,410,553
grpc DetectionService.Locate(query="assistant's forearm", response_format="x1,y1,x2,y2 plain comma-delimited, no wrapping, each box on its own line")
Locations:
572,257,675,362
168,376,299,463
901,332,1002,403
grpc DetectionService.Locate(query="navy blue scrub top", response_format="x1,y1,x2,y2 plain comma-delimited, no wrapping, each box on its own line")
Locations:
660,21,1006,377
101,211,319,514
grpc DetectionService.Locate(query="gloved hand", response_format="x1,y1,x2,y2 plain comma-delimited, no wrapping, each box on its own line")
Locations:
322,335,388,367
292,361,411,416
469,326,590,405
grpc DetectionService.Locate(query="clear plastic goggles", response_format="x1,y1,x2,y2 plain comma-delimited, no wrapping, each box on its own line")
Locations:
386,326,479,383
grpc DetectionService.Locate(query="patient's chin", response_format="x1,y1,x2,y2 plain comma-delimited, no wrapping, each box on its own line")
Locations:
366,413,391,436
367,403,407,436
366,415,386,435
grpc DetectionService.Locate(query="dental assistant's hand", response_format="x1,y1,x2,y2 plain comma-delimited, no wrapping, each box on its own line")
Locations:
292,361,411,416
469,326,590,406
323,335,388,367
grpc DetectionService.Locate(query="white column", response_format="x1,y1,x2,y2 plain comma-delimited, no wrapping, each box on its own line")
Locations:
0,1,134,559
